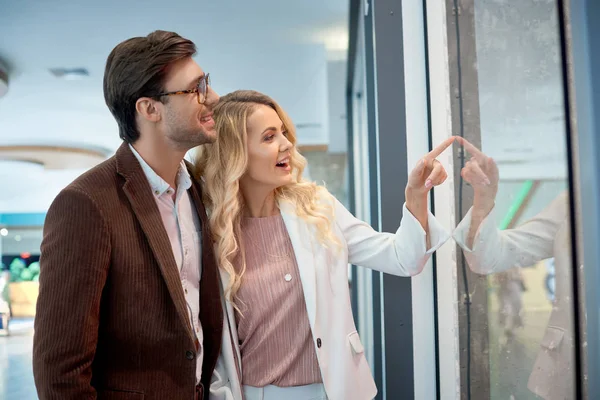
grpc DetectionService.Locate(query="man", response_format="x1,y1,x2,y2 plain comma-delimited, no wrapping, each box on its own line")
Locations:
33,30,222,400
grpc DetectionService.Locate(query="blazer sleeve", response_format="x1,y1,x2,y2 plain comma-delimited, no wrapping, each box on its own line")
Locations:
209,274,243,400
209,341,238,400
332,194,450,277
33,188,111,400
452,191,569,275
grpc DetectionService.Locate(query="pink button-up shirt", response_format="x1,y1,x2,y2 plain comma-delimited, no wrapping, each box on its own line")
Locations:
130,145,203,384
235,214,322,387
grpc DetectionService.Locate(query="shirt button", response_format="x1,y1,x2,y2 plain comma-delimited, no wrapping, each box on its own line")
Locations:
317,338,322,348
185,350,195,360
184,288,188,294
154,190,160,195
284,273,292,282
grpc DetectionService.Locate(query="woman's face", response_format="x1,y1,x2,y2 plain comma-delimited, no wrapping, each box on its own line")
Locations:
240,104,293,191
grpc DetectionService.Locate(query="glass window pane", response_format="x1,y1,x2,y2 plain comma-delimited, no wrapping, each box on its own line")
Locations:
449,0,579,398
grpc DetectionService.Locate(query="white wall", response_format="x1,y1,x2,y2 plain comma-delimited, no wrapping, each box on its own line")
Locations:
204,43,331,146
0,161,87,213
401,0,440,398
0,43,333,214
327,60,348,153
426,0,462,398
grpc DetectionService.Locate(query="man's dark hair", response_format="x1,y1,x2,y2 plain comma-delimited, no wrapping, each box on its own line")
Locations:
103,30,196,143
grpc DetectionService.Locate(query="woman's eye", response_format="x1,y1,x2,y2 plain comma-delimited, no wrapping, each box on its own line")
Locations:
265,135,275,141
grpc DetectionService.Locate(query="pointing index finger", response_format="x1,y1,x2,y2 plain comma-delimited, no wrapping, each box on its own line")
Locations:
428,136,456,159
457,136,486,162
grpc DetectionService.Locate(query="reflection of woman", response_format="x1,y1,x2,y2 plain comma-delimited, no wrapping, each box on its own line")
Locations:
197,90,452,400
453,137,574,400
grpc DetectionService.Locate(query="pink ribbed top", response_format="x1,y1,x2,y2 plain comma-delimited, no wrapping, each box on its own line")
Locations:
234,213,322,387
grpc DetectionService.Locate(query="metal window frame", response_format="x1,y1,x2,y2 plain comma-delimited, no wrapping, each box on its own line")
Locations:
562,0,600,398
347,0,439,398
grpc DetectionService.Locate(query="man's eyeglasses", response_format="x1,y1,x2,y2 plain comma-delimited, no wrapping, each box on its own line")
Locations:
155,73,211,104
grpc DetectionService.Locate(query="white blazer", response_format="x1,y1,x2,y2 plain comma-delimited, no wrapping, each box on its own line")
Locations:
210,190,450,400
453,191,575,400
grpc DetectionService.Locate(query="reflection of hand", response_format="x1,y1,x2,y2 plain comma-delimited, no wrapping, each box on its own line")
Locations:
456,137,499,212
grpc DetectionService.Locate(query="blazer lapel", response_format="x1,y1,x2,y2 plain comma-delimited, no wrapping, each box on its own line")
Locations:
218,268,243,374
279,200,318,329
187,171,224,380
116,143,194,344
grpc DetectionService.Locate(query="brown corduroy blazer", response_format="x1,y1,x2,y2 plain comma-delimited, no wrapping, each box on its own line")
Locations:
32,142,223,400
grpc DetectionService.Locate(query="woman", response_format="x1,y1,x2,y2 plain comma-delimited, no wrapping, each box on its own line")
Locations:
196,90,453,400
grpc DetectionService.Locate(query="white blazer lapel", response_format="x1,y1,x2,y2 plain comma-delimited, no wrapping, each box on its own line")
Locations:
279,200,318,329
218,267,242,374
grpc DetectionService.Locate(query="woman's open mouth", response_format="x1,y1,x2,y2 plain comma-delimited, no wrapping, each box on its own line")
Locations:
276,157,291,171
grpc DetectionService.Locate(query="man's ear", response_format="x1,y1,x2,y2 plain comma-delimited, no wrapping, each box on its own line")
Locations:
136,97,162,123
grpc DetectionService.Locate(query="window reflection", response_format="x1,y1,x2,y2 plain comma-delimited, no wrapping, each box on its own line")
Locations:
449,0,578,398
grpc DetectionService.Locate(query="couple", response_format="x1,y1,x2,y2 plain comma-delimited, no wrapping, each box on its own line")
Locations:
32,30,452,400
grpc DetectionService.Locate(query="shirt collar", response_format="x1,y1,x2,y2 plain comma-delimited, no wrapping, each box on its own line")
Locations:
129,144,192,198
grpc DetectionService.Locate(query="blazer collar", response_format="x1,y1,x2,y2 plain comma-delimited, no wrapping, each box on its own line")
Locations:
115,143,195,343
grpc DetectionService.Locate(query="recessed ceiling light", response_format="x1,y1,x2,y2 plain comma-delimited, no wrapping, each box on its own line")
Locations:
49,68,90,80
15,235,21,242
0,228,7,237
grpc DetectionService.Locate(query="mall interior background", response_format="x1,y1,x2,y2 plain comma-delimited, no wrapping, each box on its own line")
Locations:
1,0,600,399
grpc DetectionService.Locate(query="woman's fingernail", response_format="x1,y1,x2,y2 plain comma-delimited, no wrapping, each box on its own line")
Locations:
484,178,491,185
425,179,433,188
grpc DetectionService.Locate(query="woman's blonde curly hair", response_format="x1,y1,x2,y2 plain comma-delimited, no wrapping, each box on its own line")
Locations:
193,90,339,305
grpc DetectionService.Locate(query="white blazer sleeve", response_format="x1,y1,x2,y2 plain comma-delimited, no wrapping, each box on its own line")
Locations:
209,355,236,400
209,271,243,400
208,314,239,400
332,195,450,276
452,191,569,275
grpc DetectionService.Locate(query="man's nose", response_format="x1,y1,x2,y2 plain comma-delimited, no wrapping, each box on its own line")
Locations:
205,86,219,107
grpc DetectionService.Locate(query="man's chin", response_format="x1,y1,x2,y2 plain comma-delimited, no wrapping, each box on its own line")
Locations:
197,129,217,145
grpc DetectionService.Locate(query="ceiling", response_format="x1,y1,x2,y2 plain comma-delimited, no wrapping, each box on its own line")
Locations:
0,0,349,213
